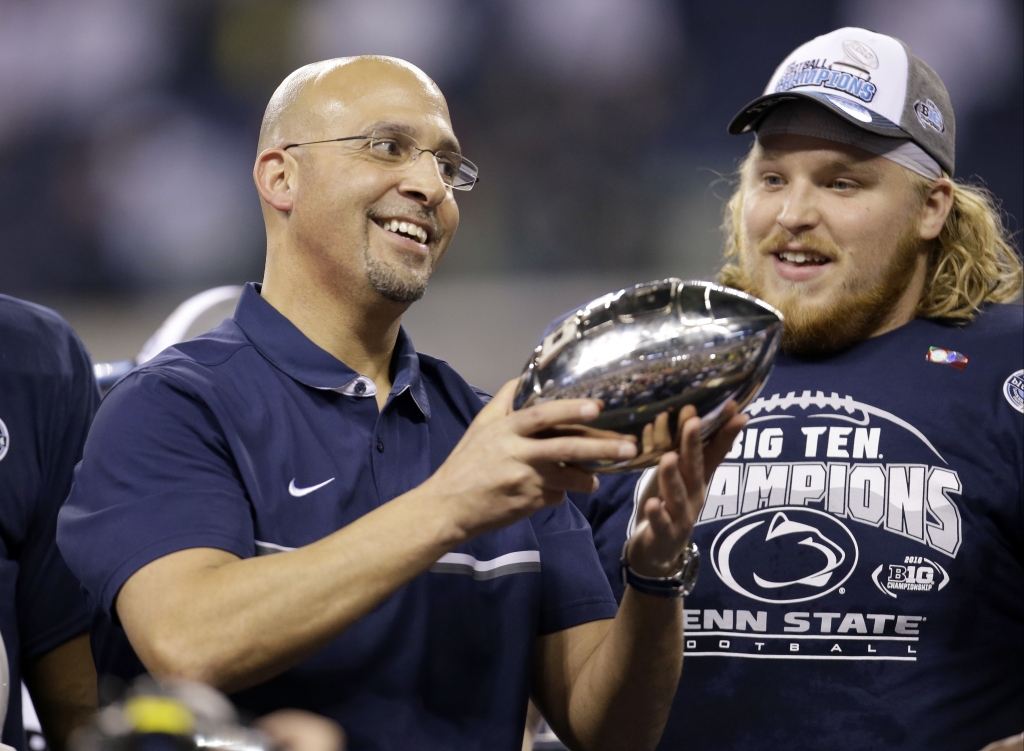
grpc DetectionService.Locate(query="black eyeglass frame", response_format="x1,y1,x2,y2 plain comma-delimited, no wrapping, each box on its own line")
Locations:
282,133,479,191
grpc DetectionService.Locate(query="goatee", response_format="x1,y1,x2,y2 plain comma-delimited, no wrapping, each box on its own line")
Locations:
363,208,439,304
364,251,430,303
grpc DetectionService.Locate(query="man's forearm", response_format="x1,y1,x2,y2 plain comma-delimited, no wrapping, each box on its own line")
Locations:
117,390,634,696
24,634,97,751
118,486,464,693
537,409,744,750
566,590,683,751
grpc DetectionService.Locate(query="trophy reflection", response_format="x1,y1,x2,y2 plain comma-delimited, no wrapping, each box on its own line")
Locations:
514,279,783,472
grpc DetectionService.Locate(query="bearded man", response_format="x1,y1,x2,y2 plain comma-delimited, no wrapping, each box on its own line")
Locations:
569,28,1024,751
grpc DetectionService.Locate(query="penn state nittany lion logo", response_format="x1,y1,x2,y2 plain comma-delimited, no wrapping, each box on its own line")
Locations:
0,417,8,462
711,508,858,604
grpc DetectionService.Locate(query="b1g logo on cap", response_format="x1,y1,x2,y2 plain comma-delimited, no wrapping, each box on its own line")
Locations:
1004,369,1024,413
0,417,8,462
914,99,945,132
711,508,859,604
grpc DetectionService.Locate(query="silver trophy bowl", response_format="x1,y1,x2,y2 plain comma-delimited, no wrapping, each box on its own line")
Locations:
513,279,783,472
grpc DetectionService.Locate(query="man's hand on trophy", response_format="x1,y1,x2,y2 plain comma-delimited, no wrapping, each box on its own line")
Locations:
427,381,640,540
626,404,747,578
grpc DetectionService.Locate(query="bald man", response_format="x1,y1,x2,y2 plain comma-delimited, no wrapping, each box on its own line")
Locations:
57,58,745,750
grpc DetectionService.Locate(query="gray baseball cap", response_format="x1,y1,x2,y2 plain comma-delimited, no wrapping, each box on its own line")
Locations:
728,27,956,175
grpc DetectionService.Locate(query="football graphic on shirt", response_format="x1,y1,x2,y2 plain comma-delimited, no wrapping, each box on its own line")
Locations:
513,279,783,471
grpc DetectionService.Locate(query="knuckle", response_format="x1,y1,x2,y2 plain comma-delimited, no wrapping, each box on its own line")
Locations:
513,410,548,436
508,465,536,489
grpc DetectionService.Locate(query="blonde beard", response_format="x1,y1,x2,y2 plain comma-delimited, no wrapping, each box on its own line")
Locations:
729,225,925,355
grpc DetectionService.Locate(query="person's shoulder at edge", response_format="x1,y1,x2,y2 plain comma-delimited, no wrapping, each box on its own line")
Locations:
924,302,1024,340
102,318,255,400
784,303,1023,369
0,294,92,377
912,303,1024,371
970,301,1024,341
147,318,254,369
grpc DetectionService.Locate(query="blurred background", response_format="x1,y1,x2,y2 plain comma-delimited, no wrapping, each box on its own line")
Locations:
1,0,1021,392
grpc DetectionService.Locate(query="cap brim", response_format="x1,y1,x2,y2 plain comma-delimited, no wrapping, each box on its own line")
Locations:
728,91,908,138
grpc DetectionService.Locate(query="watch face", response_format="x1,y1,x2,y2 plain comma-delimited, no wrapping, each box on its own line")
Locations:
680,543,701,596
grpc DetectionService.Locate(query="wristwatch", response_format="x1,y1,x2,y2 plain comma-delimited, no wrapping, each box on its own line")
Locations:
620,540,700,598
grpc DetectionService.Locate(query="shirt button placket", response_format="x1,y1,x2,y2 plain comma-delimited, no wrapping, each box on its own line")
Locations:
376,437,385,453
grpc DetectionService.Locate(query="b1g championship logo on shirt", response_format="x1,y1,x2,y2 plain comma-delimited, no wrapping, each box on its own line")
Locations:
871,555,950,599
711,508,858,604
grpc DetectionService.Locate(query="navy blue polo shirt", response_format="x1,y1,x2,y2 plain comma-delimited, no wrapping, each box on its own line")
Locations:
57,283,616,750
0,296,95,751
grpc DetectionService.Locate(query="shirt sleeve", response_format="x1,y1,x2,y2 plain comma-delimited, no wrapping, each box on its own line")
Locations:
57,365,255,619
567,472,645,603
15,323,97,661
530,499,618,635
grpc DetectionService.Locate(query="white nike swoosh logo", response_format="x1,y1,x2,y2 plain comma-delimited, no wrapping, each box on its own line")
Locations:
288,477,335,497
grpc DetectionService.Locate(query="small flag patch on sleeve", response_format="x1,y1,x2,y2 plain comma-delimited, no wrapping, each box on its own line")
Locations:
927,346,968,370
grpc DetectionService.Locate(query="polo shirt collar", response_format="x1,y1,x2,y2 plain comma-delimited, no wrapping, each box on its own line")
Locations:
233,283,431,418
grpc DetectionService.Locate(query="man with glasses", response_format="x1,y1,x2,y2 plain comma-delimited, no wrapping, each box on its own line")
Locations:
57,56,744,750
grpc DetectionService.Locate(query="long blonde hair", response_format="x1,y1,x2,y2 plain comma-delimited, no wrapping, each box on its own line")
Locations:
718,151,1023,321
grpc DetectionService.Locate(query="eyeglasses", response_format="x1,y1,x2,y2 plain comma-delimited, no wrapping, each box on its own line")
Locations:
283,130,479,191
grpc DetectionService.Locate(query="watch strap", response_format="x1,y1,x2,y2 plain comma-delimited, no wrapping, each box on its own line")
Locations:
620,541,700,598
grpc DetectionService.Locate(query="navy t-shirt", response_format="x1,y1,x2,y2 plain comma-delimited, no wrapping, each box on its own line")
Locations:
573,305,1024,751
0,296,96,751
57,283,617,751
